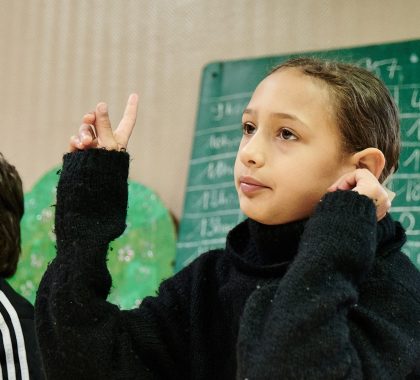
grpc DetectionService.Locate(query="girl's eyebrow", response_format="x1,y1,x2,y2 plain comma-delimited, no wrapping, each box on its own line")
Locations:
243,108,309,129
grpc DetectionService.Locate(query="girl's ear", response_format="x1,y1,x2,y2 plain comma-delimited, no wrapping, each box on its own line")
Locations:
351,148,386,179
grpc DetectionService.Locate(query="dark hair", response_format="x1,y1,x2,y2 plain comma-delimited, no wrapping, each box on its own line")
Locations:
270,57,400,183
0,153,24,278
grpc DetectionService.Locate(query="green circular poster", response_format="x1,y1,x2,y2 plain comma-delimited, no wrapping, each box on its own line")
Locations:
9,167,177,310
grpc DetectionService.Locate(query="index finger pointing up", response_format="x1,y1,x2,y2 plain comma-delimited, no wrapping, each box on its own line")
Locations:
115,93,139,148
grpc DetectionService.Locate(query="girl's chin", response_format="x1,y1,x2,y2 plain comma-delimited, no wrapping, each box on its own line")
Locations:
240,205,311,225
240,209,281,225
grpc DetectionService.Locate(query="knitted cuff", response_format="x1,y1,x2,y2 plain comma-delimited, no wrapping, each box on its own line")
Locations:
299,190,378,283
55,149,130,249
316,190,376,220
61,149,130,179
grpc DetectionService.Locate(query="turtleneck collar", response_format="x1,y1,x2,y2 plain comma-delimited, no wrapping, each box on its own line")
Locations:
376,213,406,254
226,213,405,277
226,218,307,277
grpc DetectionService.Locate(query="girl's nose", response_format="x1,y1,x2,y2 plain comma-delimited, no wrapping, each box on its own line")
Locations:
239,136,266,168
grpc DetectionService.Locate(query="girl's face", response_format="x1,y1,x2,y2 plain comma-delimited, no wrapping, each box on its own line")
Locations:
234,68,355,225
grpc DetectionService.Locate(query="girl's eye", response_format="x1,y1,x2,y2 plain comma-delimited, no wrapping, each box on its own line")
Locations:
242,123,256,135
279,128,297,141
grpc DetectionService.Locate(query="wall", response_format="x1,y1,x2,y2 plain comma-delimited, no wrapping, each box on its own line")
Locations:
0,0,419,219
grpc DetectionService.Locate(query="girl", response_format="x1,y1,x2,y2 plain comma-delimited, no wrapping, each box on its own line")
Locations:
35,58,420,379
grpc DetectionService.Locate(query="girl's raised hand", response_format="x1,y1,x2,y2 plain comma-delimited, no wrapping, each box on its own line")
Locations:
69,93,139,152
327,168,392,221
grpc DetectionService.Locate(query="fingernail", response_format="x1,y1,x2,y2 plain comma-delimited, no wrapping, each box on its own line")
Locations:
98,102,108,113
384,187,396,202
81,133,91,142
128,93,138,104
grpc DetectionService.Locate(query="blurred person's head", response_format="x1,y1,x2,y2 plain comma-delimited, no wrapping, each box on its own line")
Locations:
0,153,24,278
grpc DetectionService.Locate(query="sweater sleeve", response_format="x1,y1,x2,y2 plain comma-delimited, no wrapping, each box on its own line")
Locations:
236,190,420,380
35,149,189,380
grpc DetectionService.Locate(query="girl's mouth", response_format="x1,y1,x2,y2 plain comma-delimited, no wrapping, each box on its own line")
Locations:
239,176,270,194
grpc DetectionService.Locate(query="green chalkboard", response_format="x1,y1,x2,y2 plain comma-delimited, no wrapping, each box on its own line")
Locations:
176,39,420,271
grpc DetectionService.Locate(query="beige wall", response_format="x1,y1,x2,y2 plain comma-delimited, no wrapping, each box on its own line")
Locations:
1,0,419,219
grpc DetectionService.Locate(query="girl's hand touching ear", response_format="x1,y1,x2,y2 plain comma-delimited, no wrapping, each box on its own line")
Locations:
327,168,392,221
69,93,139,152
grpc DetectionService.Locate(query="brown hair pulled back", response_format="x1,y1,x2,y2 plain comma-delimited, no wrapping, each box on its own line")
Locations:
271,57,400,183
0,153,24,278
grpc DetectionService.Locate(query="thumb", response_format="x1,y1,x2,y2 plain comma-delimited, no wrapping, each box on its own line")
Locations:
328,171,357,192
82,111,95,126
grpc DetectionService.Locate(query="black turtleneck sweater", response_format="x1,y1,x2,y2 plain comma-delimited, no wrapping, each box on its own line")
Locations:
35,149,420,379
